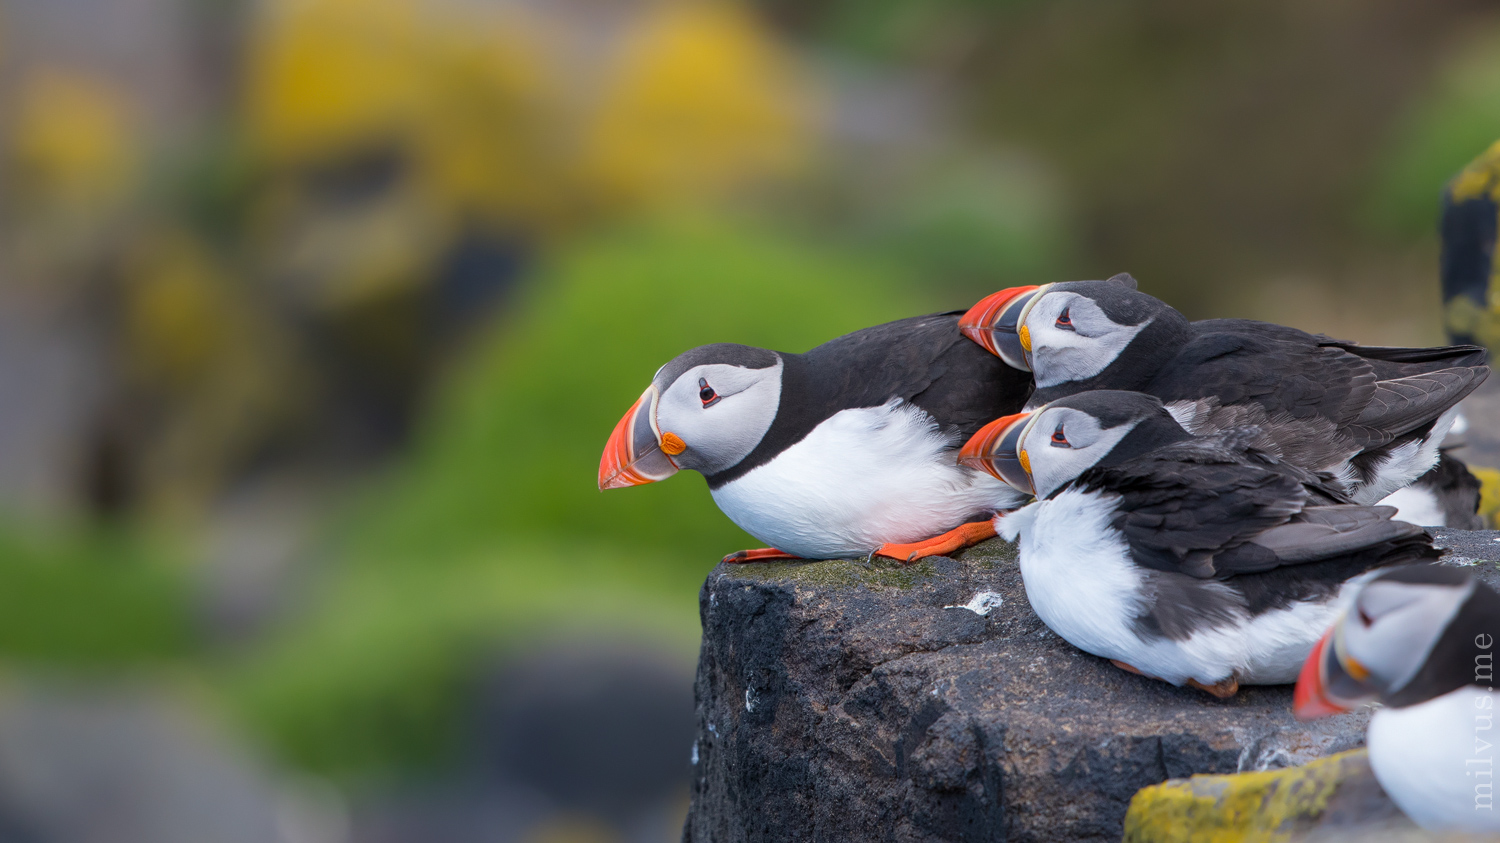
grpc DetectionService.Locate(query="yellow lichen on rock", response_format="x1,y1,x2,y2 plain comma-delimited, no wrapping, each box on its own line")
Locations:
1444,295,1500,351
1123,750,1364,843
1449,139,1500,205
1445,138,1500,350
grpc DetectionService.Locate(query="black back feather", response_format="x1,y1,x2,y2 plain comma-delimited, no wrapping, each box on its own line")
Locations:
705,312,1031,487
1074,431,1438,641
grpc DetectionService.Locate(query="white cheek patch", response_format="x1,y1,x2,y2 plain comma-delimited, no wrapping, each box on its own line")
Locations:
1031,318,1149,389
1022,410,1134,499
658,361,783,475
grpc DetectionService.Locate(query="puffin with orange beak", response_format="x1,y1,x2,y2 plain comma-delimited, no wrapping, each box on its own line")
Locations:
959,275,1490,512
958,390,1436,696
600,312,1032,563
1294,565,1500,833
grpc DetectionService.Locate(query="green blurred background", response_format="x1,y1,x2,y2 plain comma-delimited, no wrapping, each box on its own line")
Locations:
0,0,1497,840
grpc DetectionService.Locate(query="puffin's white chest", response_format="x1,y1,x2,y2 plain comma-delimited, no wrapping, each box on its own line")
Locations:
1377,484,1448,527
1359,404,1460,505
998,491,1146,662
1369,686,1500,832
710,400,1024,558
1000,489,1357,687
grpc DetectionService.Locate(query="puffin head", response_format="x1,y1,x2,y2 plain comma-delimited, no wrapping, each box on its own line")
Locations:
1295,565,1493,719
599,344,784,489
959,274,1187,391
958,390,1190,499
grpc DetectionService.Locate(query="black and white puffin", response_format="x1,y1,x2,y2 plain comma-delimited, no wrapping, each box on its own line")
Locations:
1380,448,1485,530
956,390,1438,696
599,312,1032,563
958,276,1490,507
1294,565,1500,833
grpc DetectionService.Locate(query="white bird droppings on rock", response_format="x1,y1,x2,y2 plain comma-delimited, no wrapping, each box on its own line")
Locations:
945,591,1004,616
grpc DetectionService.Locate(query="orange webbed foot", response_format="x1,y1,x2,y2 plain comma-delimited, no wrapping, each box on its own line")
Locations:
873,520,998,564
722,548,803,564
1112,660,1239,698
1188,676,1240,698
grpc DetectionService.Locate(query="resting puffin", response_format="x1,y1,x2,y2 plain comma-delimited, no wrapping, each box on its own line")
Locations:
1380,448,1485,530
598,312,1032,563
958,275,1490,506
1294,565,1500,833
957,390,1437,696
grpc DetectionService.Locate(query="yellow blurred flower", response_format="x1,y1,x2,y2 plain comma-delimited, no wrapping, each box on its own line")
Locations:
122,229,238,387
408,17,573,227
10,68,137,210
245,0,429,161
120,227,310,519
581,2,811,209
245,0,567,224
244,0,814,231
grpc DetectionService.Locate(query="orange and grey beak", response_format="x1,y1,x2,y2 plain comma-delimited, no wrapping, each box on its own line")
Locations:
958,411,1035,496
599,386,681,490
959,285,1042,371
1293,622,1379,720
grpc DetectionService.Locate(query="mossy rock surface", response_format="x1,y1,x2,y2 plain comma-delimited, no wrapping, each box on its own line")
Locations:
1124,749,1412,843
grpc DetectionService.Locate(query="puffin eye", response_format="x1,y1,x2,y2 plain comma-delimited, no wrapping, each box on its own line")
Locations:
1050,424,1070,448
1055,307,1074,331
1357,605,1374,627
698,378,720,407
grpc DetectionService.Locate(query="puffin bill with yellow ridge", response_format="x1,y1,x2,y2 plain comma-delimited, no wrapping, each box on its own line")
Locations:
599,312,1031,563
958,390,1437,696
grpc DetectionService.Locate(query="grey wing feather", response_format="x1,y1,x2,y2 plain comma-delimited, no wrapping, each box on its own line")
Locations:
1091,438,1398,579
1349,366,1489,440
1246,505,1425,563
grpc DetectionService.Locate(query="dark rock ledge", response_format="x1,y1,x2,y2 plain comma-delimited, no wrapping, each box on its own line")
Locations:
683,530,1500,843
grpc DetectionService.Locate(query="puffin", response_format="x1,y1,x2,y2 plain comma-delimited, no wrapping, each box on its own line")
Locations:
1380,449,1485,530
957,275,1490,507
1294,564,1500,833
598,312,1033,563
956,390,1438,696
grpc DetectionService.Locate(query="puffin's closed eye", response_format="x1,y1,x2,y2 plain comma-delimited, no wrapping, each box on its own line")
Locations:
699,378,721,408
1050,424,1070,448
1055,307,1075,331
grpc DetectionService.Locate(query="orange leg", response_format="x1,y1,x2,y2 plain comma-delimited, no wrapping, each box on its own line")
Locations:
1188,676,1240,698
1113,659,1239,698
873,520,998,564
722,548,803,564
